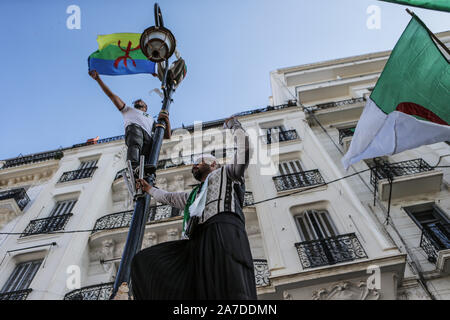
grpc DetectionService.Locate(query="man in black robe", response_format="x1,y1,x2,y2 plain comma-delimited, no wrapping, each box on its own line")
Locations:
131,117,257,300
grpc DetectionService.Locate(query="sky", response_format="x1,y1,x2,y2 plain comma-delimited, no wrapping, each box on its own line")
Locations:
0,0,449,160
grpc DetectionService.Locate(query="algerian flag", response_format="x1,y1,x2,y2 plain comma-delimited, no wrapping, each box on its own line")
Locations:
378,0,450,12
342,16,450,170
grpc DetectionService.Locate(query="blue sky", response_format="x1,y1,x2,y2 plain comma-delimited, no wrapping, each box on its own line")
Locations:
0,0,449,160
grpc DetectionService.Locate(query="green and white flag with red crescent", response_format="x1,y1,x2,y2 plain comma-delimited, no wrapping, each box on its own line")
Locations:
342,16,450,169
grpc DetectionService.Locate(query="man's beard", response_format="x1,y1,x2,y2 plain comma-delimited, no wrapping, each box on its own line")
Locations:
192,166,208,181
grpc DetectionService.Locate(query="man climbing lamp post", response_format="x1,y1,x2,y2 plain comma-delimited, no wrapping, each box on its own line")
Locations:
111,3,182,299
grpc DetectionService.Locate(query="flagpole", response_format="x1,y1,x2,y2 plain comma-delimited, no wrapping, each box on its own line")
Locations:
405,8,450,56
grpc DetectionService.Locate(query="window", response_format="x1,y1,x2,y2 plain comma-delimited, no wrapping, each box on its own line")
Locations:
49,200,77,217
59,159,98,183
78,160,98,170
273,159,324,192
264,125,286,144
292,209,367,269
404,203,450,250
279,159,303,175
1,260,42,294
21,199,77,237
294,209,338,242
262,125,298,144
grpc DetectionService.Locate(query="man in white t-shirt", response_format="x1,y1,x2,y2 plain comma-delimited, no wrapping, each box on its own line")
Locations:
89,70,171,172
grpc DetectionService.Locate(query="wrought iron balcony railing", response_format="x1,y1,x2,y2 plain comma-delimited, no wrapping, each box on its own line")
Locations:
157,148,235,171
312,97,365,111
2,103,298,171
370,158,434,187
244,192,254,207
63,282,114,300
295,233,368,269
59,167,98,183
261,130,298,144
64,258,271,299
253,259,270,287
71,135,125,148
21,213,73,237
420,223,450,264
1,151,63,169
273,169,325,192
92,205,181,234
0,188,30,211
0,289,32,300
338,128,355,146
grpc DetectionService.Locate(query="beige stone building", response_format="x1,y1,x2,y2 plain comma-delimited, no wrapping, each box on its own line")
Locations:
0,30,448,300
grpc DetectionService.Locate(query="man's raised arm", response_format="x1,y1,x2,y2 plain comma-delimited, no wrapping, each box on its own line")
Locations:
89,70,126,111
136,179,189,210
224,117,250,182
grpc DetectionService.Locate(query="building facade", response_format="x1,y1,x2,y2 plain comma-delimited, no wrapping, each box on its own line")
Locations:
0,31,449,300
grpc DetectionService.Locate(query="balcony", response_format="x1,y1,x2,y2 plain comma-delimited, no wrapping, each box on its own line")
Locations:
1,151,63,170
63,282,114,300
261,130,299,145
157,148,234,171
370,159,442,201
272,169,325,192
420,223,450,272
0,188,30,211
0,289,32,300
305,97,365,126
71,135,125,149
21,214,73,237
295,233,368,269
64,259,271,300
59,167,97,183
92,205,181,234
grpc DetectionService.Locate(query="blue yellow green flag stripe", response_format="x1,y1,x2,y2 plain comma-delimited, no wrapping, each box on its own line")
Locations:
88,33,155,75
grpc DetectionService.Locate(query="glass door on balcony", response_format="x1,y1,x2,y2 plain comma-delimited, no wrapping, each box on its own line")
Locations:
79,160,98,170
293,210,367,268
294,210,338,242
279,160,305,189
406,205,450,251
1,260,42,299
46,200,77,232
265,126,285,144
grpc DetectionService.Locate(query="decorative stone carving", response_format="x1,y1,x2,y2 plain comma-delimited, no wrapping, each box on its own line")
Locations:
167,228,179,241
156,177,167,190
0,208,16,229
101,239,115,272
0,162,59,188
113,146,127,165
312,281,380,300
142,232,158,248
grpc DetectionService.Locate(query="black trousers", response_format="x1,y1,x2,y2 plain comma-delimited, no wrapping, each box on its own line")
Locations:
130,212,257,300
125,124,153,169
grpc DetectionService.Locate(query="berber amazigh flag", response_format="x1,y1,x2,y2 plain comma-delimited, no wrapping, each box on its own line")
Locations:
378,0,450,12
342,15,450,169
88,33,155,75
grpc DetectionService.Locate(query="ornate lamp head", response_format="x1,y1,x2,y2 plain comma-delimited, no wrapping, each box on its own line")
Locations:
140,26,176,62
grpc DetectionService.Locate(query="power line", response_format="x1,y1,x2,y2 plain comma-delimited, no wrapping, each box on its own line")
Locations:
1,164,447,236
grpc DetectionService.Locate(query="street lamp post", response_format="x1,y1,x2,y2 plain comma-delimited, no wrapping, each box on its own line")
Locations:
111,3,178,299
